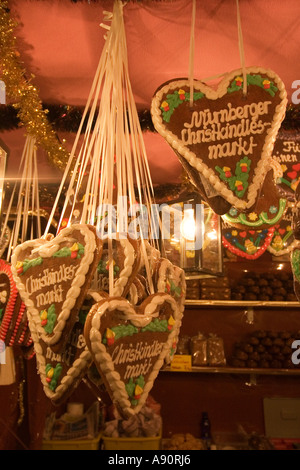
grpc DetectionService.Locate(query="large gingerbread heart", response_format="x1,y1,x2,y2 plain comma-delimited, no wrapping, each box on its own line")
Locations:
223,170,287,230
11,224,102,352
151,67,287,211
0,259,31,347
84,293,182,418
273,130,300,201
95,234,140,298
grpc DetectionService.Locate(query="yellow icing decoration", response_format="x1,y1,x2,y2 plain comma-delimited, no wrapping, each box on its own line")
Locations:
47,368,54,378
168,315,175,326
248,212,258,221
134,384,143,396
70,243,79,251
106,328,115,339
40,310,48,321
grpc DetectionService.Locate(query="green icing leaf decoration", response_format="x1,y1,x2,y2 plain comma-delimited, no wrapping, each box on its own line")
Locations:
52,242,85,259
141,318,168,333
125,376,145,405
40,304,56,334
227,74,278,97
111,324,138,341
161,89,205,123
292,249,300,282
21,256,43,274
125,378,135,398
46,363,63,391
215,156,251,198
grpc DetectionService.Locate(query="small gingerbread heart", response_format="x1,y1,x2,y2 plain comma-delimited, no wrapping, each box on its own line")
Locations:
11,224,102,352
84,293,182,418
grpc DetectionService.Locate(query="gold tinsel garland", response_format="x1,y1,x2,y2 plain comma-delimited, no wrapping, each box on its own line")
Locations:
0,1,69,172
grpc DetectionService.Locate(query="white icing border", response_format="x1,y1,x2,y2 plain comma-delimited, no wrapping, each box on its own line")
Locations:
11,224,97,346
151,67,287,210
89,293,182,417
100,236,137,297
156,259,186,313
113,238,136,296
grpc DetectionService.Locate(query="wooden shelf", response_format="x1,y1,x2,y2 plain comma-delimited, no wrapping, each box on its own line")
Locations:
185,300,300,308
162,365,300,376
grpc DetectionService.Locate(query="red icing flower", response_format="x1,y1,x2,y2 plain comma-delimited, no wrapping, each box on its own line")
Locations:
240,163,248,172
223,166,231,178
161,101,170,112
178,89,185,100
235,76,243,87
263,79,270,89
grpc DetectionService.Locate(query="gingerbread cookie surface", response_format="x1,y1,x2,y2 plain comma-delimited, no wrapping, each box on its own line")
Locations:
151,67,287,211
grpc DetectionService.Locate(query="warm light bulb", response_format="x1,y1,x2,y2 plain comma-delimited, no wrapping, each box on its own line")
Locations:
180,209,196,241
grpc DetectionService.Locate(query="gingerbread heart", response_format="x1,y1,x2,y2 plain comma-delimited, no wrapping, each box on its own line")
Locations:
222,220,275,260
27,291,100,405
151,67,287,211
273,130,300,201
84,293,182,418
95,234,140,298
268,205,297,256
0,259,31,347
223,170,287,230
11,224,102,352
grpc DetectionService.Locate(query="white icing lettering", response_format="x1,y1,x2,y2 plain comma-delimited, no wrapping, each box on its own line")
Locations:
111,340,164,380
181,101,272,160
282,141,300,153
25,264,77,295
36,284,63,308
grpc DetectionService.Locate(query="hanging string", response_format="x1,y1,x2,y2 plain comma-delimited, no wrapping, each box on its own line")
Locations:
44,1,158,297
236,0,247,95
188,0,196,107
1,135,41,262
